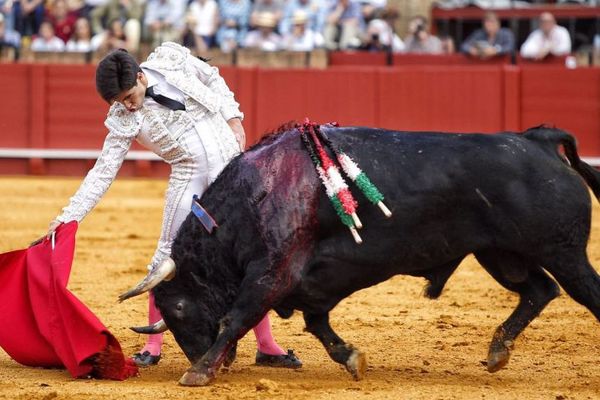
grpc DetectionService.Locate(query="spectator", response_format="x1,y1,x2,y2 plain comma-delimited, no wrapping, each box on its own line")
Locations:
65,16,92,51
0,12,20,46
1,0,16,32
361,6,403,53
279,0,323,36
143,0,186,48
461,11,514,59
91,0,140,51
14,0,45,38
65,0,83,13
31,19,65,50
185,0,218,53
281,10,321,51
520,12,571,59
243,11,280,51
360,0,386,23
217,0,251,52
323,0,364,50
80,0,108,18
404,15,442,54
251,0,283,28
92,17,126,52
47,0,77,43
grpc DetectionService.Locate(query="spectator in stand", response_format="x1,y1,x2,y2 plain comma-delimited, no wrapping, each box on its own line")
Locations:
323,0,364,50
65,0,83,14
281,10,321,51
217,0,251,52
92,17,127,52
47,0,77,43
404,15,442,54
251,0,283,29
65,16,92,51
14,0,45,38
361,6,403,53
0,12,20,50
279,0,323,36
360,0,386,23
1,0,16,32
80,0,107,18
143,0,186,48
461,11,514,59
91,0,140,51
185,0,218,53
244,11,280,51
520,12,571,60
31,19,65,50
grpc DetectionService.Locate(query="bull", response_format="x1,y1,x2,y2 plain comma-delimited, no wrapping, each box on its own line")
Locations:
120,125,600,386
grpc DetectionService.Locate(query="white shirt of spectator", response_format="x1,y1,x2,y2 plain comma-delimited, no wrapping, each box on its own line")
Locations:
31,37,66,52
520,25,572,58
283,29,321,51
65,39,93,52
244,30,281,51
359,0,386,10
188,0,219,36
368,19,404,53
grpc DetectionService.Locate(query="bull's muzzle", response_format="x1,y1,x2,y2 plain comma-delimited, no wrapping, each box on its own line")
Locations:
130,319,169,334
118,257,176,302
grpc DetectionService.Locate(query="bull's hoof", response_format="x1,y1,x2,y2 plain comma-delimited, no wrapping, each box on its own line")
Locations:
345,350,367,381
223,346,237,368
487,340,513,373
178,369,214,386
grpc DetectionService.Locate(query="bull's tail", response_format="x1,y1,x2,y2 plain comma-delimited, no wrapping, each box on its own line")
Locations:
524,127,600,200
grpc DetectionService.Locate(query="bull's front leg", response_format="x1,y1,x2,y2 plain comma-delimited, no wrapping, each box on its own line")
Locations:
179,305,266,386
304,312,367,380
179,261,297,386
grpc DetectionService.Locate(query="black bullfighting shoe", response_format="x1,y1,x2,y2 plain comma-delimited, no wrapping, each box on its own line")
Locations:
255,349,302,369
132,351,161,367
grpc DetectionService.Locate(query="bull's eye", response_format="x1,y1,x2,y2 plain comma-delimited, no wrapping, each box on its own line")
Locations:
176,302,184,311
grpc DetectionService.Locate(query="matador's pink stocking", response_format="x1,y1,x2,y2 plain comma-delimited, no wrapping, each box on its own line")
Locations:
252,314,286,355
139,292,163,356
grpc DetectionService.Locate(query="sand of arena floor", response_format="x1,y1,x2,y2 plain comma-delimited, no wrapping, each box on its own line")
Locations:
1,176,600,400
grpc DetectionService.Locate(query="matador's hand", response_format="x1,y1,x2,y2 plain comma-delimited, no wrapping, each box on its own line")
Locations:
30,219,62,247
47,219,62,239
227,118,246,152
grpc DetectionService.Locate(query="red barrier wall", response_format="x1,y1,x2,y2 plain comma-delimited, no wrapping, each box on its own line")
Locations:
0,63,599,176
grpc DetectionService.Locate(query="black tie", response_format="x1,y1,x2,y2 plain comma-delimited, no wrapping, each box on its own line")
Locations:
145,85,186,111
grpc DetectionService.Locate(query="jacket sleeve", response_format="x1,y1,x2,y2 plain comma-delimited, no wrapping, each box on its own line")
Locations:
498,29,515,54
56,104,140,223
461,29,483,54
187,53,244,122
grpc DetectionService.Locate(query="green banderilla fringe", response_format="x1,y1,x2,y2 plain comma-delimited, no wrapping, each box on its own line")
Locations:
355,172,384,205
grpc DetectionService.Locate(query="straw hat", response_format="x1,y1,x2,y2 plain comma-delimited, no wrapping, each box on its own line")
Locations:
254,12,277,28
292,10,308,25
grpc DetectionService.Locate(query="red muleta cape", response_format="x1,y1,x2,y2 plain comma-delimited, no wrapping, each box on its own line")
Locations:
0,222,138,380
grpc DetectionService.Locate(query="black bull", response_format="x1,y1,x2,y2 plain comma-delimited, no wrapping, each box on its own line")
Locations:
120,125,600,386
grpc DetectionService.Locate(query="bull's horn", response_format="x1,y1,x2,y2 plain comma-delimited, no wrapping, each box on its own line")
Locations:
118,257,176,302
130,319,168,334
